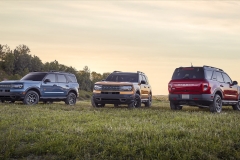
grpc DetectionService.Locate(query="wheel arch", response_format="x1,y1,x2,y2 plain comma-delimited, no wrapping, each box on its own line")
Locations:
67,89,78,97
25,87,41,97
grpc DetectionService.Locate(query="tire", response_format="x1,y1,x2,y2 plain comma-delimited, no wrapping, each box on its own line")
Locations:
10,101,15,103
23,91,39,105
91,96,105,108
1,100,5,103
128,94,141,108
144,94,152,107
170,101,183,110
210,94,222,113
114,104,119,107
65,92,77,105
232,99,240,111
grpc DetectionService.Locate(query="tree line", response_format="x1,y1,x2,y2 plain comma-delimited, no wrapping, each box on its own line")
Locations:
0,44,110,91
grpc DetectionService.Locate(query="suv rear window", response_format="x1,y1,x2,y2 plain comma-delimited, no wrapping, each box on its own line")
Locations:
172,67,204,80
106,73,138,82
21,73,47,81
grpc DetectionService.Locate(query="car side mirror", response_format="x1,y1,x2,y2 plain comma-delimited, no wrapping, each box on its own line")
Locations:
141,80,146,84
232,81,238,86
44,79,51,83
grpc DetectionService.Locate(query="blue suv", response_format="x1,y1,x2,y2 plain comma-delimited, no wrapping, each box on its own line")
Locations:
0,71,79,105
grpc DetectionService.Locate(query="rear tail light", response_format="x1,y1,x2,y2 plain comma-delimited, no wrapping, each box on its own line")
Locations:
168,83,172,92
202,82,209,92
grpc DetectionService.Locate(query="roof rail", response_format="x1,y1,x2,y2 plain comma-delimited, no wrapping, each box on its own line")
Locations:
203,65,223,71
113,71,121,72
137,71,144,73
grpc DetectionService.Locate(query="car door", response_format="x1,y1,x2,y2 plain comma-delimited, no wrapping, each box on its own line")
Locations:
41,73,59,97
140,74,149,99
56,74,69,97
222,73,238,100
216,72,231,100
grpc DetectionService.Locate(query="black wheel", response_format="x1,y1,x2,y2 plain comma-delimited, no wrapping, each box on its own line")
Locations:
128,94,141,108
10,101,15,103
144,94,152,107
1,100,5,103
170,101,183,110
23,91,39,105
210,94,222,113
232,99,240,111
114,104,119,107
65,92,77,105
91,96,105,108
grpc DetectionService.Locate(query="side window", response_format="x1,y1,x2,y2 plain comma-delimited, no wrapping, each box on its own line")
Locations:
143,75,148,84
142,75,148,84
205,70,213,80
222,73,232,84
216,72,224,83
212,72,217,81
67,75,77,82
44,74,56,82
139,74,142,83
57,74,67,83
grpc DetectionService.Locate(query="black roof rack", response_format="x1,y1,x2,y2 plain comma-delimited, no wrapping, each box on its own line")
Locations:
203,65,223,71
49,70,72,74
113,71,121,73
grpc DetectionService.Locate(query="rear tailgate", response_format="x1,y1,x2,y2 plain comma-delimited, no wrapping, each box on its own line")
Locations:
169,79,205,94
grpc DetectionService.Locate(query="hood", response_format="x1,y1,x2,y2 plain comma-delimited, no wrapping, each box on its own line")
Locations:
95,81,133,86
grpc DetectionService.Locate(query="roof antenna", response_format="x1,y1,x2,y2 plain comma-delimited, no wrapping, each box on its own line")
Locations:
191,62,193,67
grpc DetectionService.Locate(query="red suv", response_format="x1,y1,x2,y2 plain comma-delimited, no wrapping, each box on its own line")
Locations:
168,65,240,113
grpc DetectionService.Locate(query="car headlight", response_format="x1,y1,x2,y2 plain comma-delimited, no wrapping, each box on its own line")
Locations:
94,85,102,91
11,84,24,89
120,86,132,91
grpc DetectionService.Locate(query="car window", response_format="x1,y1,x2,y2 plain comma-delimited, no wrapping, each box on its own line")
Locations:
142,75,148,84
57,74,67,83
222,73,232,84
45,74,56,82
21,73,47,81
172,67,204,80
106,73,138,82
205,70,213,80
216,72,224,83
67,75,77,82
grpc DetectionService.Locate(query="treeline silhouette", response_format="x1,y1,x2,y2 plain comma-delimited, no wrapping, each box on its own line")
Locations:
0,44,110,91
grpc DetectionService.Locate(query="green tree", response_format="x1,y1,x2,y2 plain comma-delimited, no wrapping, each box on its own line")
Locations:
102,72,111,79
2,52,14,75
77,66,92,91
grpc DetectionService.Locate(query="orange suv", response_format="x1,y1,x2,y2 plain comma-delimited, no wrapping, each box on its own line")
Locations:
91,71,152,108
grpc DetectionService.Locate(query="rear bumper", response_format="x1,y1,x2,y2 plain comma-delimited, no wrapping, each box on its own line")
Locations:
92,93,135,104
168,94,214,106
0,91,25,101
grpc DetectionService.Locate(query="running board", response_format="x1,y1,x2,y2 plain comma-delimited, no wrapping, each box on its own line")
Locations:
222,100,238,105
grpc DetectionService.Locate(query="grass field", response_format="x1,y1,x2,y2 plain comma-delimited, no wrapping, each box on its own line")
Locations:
0,97,240,159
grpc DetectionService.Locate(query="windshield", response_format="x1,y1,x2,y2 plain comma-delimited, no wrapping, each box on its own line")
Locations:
106,73,138,82
21,73,47,81
172,67,204,80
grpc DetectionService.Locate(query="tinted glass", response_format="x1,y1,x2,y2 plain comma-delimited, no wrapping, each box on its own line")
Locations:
216,72,224,82
205,70,213,80
45,74,56,82
172,67,204,80
21,73,47,81
67,75,77,82
142,75,148,84
106,73,138,82
222,73,232,83
57,74,67,83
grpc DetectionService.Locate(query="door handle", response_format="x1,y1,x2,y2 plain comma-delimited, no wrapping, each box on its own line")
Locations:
66,85,69,87
220,85,223,87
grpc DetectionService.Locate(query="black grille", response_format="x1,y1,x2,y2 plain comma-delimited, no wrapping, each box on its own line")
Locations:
102,85,121,91
0,84,11,88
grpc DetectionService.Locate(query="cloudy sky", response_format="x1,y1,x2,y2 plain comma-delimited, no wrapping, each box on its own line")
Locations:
1,1,240,95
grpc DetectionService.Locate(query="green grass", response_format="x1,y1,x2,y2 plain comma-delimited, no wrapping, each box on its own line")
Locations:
0,100,240,159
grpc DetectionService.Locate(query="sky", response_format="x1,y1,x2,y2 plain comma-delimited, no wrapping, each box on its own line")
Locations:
1,1,240,95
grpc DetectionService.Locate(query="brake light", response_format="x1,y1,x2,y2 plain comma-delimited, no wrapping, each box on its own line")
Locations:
202,82,209,92
168,83,172,92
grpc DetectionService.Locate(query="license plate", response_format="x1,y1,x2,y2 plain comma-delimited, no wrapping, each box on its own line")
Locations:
182,94,189,99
